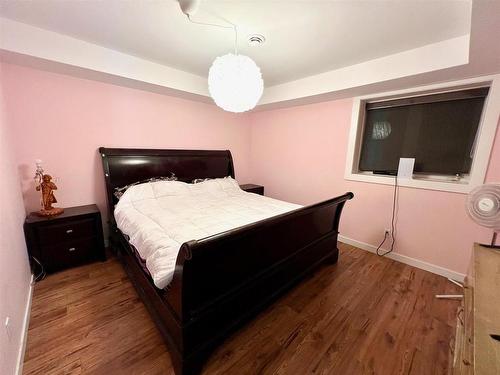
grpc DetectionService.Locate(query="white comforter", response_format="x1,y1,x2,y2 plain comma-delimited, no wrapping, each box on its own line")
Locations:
115,177,301,289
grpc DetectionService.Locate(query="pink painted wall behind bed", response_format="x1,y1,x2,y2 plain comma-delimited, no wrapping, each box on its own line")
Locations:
1,62,252,229
4,61,500,276
249,99,500,276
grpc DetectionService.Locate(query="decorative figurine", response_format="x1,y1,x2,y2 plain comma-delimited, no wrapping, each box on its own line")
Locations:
34,160,64,217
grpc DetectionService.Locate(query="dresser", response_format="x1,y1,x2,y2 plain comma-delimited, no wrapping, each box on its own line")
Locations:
453,243,500,374
24,204,106,274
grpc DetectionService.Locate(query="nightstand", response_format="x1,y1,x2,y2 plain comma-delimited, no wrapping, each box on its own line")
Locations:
239,184,264,195
24,204,105,274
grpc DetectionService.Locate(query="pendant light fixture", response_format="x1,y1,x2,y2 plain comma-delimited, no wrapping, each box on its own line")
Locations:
178,0,264,113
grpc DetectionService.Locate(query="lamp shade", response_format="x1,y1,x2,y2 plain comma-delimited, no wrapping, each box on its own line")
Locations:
208,53,264,113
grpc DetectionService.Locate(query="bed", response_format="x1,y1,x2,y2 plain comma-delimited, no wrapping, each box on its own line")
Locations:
99,147,353,375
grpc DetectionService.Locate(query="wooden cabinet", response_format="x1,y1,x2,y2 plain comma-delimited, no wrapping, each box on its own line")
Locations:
452,282,473,374
24,204,105,274
453,244,500,374
239,184,264,195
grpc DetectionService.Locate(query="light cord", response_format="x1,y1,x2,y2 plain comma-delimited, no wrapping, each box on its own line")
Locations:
235,25,238,54
186,14,238,54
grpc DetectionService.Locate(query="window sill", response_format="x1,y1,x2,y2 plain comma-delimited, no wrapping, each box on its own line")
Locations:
344,171,472,194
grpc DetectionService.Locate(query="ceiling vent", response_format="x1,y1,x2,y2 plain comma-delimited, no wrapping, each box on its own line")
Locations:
247,34,266,46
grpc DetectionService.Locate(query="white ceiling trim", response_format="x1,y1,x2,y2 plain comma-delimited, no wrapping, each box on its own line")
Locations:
260,35,470,105
0,17,478,109
0,17,210,99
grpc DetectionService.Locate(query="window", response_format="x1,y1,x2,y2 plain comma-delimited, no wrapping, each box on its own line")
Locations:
345,76,500,194
358,88,489,177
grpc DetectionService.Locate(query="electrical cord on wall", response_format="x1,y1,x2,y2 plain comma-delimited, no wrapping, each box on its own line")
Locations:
31,256,46,284
376,175,398,257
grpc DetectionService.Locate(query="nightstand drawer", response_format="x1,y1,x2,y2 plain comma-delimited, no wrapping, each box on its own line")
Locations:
41,237,98,271
25,204,106,275
36,217,95,245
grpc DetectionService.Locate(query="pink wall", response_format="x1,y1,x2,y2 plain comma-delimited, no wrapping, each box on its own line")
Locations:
0,64,32,374
3,61,499,277
1,63,252,232
249,99,500,275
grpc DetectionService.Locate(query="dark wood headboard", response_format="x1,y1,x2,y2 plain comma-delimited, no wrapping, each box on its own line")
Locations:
99,147,235,220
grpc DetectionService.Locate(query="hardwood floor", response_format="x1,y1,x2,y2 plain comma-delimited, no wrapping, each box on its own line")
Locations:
23,243,461,374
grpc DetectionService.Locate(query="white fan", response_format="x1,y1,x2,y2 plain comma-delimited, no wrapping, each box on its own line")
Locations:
466,183,500,248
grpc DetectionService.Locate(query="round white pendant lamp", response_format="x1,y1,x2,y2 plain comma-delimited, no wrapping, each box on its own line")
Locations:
178,0,264,113
208,53,263,113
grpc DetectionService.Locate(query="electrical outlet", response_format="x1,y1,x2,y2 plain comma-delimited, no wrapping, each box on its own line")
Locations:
4,316,12,341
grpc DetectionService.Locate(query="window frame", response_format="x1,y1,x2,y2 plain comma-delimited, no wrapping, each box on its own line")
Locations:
344,75,500,194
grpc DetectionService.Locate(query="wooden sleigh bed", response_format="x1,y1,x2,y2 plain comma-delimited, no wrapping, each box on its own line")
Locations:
99,147,353,375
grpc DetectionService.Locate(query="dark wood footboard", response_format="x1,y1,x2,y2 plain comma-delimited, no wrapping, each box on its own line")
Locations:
163,193,353,374
99,147,353,375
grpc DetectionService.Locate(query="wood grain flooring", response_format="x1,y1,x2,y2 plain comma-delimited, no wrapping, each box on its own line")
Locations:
23,243,462,374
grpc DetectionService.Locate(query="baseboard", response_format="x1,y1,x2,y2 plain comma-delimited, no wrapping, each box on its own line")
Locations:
338,235,466,282
15,274,34,375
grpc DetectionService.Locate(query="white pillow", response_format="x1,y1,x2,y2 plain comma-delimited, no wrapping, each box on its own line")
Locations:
119,182,154,203
217,176,241,192
151,180,190,198
188,177,240,195
119,177,241,204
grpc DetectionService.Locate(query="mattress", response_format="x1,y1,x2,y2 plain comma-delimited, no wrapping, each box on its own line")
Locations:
114,177,301,289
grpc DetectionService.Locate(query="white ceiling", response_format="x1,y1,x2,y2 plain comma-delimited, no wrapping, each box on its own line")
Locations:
0,0,471,86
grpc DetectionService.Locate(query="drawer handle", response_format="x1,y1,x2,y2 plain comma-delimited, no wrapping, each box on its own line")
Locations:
68,247,76,252
66,229,73,234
